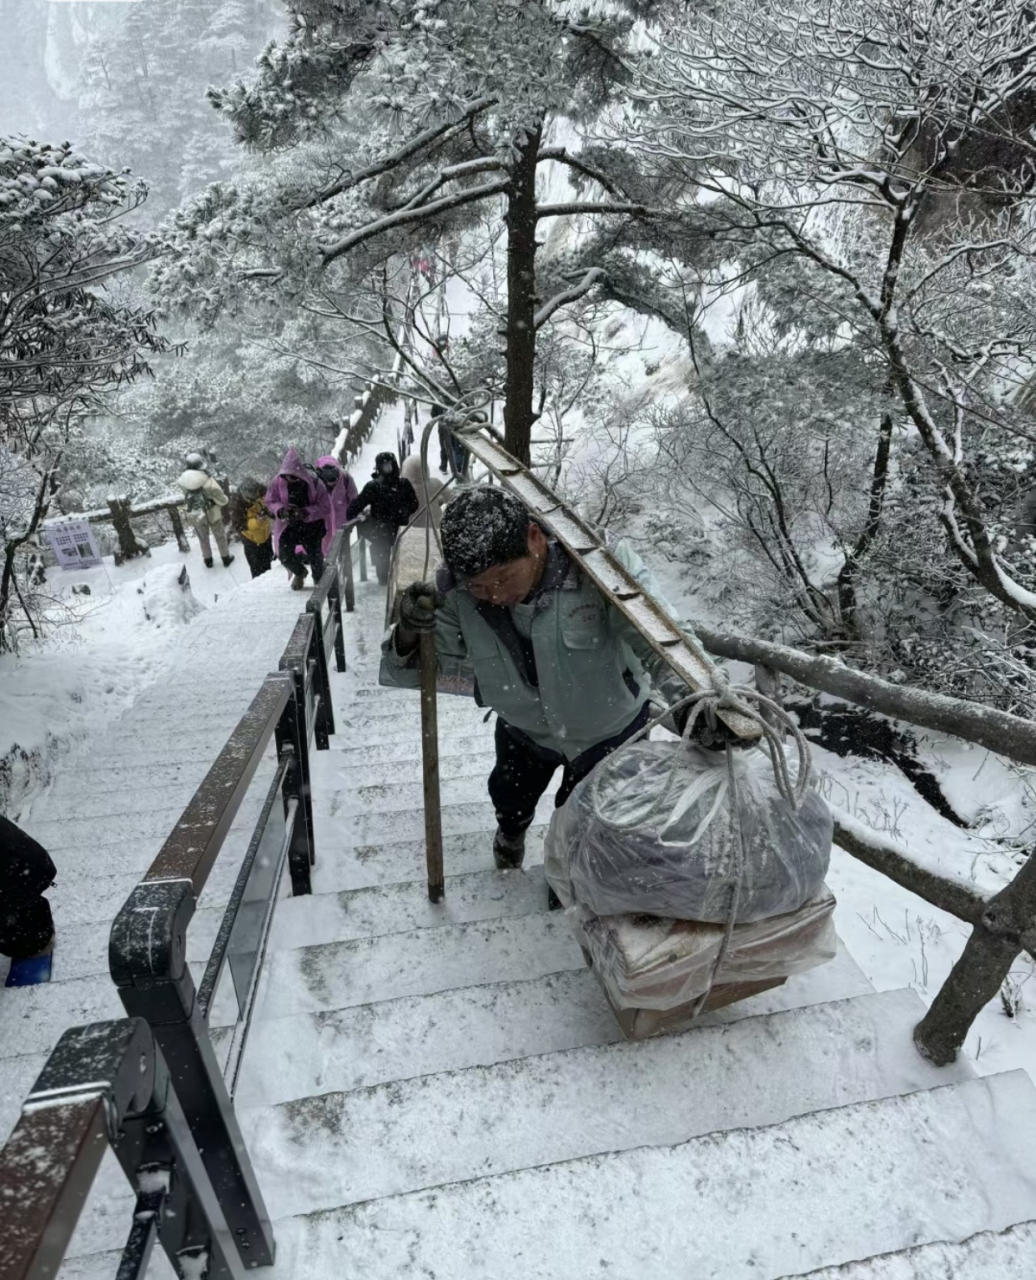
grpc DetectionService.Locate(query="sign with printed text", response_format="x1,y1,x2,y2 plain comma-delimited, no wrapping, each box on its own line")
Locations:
45,519,103,569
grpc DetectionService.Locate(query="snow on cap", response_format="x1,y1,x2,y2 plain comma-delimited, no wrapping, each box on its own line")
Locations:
440,486,532,581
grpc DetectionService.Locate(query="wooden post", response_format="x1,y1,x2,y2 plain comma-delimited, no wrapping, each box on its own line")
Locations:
168,503,190,553
108,496,141,565
754,663,785,740
419,630,444,903
914,847,1036,1065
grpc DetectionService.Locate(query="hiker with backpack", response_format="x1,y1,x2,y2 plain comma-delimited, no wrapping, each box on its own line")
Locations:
177,452,235,568
346,451,419,585
227,477,274,578
265,447,333,590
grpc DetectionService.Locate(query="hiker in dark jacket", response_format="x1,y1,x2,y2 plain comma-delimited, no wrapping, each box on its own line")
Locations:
1,815,56,986
347,452,418,585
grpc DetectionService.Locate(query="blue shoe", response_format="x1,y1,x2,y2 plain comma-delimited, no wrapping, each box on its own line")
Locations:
5,952,53,987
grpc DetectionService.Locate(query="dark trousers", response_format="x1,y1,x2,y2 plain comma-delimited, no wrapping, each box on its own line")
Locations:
243,538,274,578
0,816,56,959
279,520,325,581
366,529,398,585
488,702,651,839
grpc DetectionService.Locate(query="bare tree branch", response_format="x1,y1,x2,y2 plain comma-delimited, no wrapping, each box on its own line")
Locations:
534,267,608,328
696,624,1036,768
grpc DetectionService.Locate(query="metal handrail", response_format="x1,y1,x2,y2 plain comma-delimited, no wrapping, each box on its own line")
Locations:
0,1019,246,1280
196,755,291,1022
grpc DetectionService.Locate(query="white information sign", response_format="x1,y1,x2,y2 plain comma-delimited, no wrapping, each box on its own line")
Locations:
45,518,103,570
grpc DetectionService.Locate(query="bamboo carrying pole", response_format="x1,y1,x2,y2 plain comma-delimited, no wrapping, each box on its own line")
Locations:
419,628,445,902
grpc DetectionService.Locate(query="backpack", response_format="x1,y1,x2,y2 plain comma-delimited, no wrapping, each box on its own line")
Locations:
184,484,211,515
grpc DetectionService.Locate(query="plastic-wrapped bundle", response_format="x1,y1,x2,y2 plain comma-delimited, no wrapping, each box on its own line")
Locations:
544,741,832,922
572,887,837,1012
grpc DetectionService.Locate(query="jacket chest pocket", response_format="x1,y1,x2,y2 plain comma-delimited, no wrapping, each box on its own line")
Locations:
561,610,607,652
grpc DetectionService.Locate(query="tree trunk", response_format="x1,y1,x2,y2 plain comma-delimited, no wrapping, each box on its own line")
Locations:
503,127,542,467
837,410,893,635
914,848,1036,1065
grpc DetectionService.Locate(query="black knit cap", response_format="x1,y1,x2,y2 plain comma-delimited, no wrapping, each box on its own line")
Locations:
440,486,533,580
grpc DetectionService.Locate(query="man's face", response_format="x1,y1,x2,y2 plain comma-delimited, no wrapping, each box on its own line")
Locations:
465,524,547,606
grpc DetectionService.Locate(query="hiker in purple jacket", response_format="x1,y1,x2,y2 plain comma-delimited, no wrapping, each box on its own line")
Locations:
265,447,333,590
315,455,359,557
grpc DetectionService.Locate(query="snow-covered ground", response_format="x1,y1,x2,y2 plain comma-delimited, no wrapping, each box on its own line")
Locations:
0,543,243,823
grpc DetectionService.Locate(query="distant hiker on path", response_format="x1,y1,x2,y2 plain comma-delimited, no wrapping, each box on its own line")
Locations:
400,452,446,531
347,451,418,586
177,452,235,569
432,403,469,477
315,455,359,556
381,486,710,872
1,815,56,986
228,477,273,578
266,447,332,590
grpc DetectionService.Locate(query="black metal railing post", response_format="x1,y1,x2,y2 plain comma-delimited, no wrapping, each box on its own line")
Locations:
308,613,334,749
109,884,276,1268
275,692,314,893
0,1018,249,1280
343,524,356,616
329,556,347,671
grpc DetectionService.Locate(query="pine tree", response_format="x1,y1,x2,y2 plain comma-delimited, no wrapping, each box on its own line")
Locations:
161,0,665,463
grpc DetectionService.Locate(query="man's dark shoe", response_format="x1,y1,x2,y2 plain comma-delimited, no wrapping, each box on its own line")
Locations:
493,827,526,870
203,557,214,568
221,553,235,568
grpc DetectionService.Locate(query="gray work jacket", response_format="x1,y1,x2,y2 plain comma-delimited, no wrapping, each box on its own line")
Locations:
380,537,693,761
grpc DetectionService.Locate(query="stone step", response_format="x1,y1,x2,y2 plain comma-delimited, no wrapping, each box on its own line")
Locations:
780,1221,1036,1278
238,989,972,1221
328,717,492,750
244,1072,1036,1280
316,736,494,768
26,783,271,856
40,826,254,929
317,751,496,793
0,1051,49,1147
269,866,550,951
2,955,240,1060
253,911,585,1021
49,902,228,983
309,823,548,893
310,795,553,851
234,943,872,1108
316,770,551,821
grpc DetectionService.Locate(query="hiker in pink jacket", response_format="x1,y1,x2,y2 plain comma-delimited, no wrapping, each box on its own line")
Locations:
315,455,359,556
265,447,332,589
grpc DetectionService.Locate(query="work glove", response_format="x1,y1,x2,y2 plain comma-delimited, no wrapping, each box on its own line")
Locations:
399,581,441,634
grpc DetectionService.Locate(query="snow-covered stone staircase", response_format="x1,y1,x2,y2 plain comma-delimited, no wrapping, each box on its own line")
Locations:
15,571,1036,1278
225,580,1036,1279
0,567,312,1146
